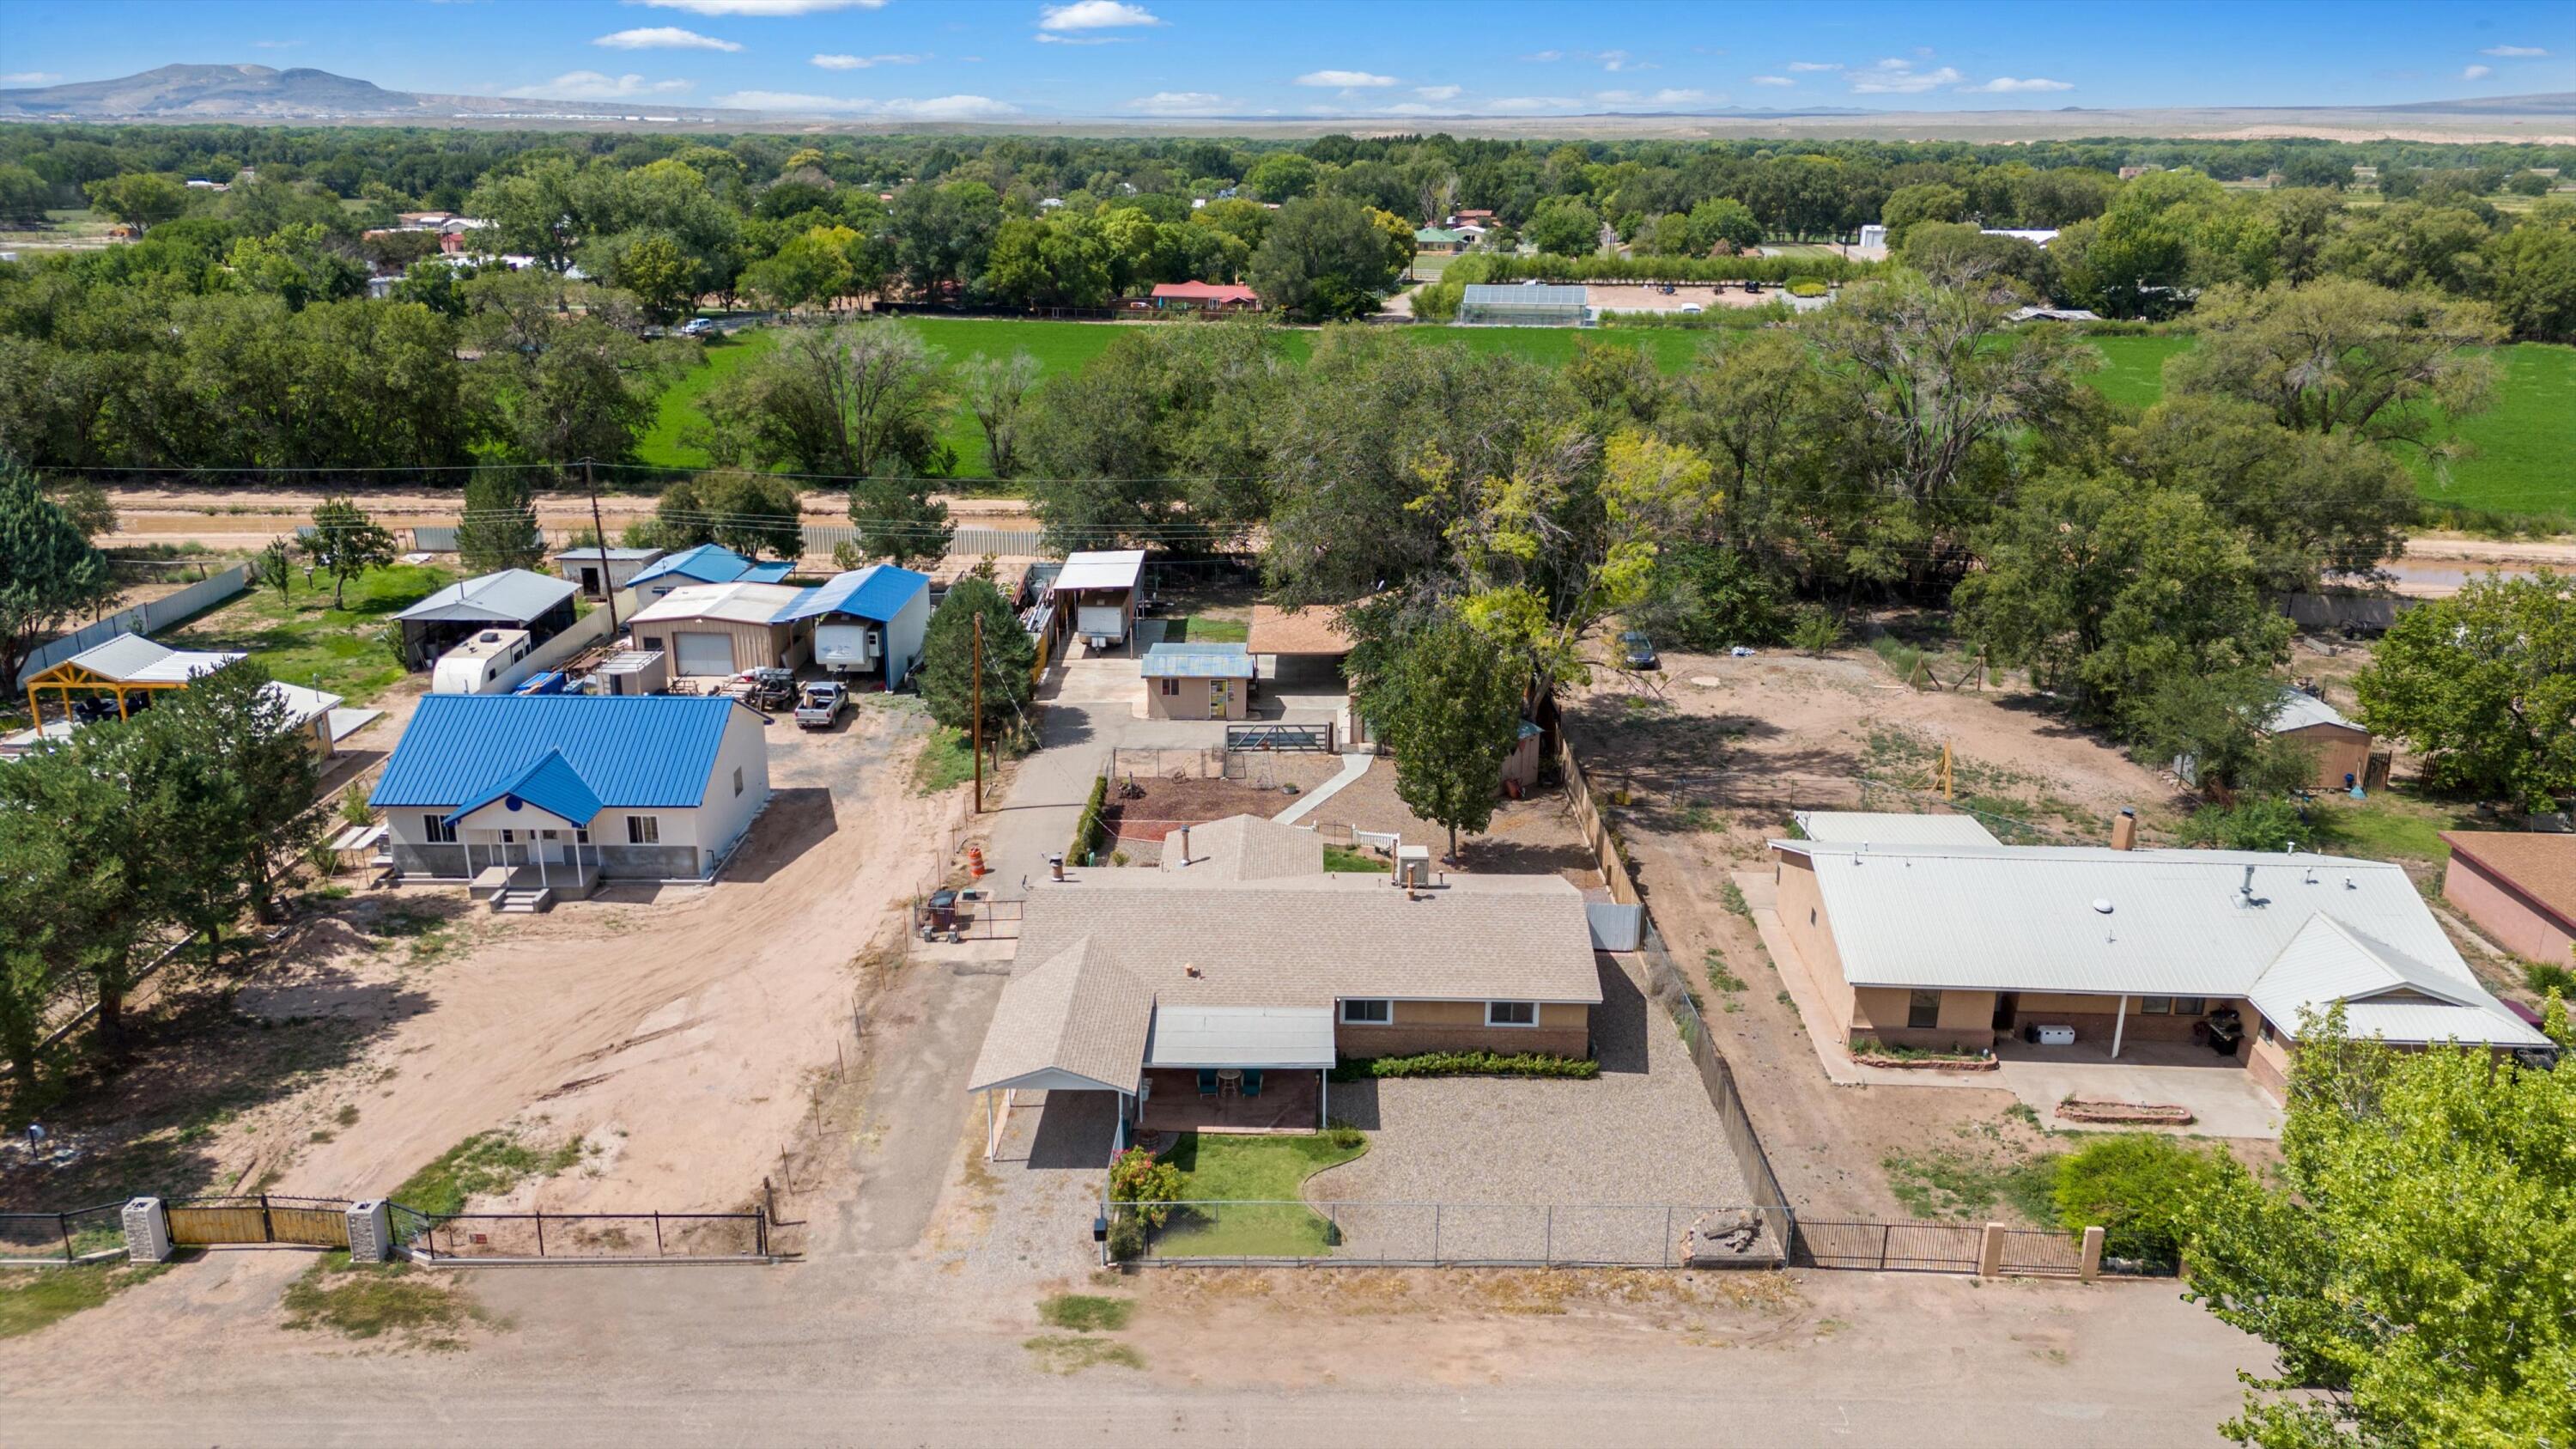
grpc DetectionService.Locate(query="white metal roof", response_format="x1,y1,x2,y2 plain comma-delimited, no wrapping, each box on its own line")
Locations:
57,634,241,684
1793,811,2002,848
393,569,577,624
263,681,343,729
1052,549,1146,593
2266,688,2361,734
627,581,805,628
1145,1005,1337,1068
1778,838,2542,1047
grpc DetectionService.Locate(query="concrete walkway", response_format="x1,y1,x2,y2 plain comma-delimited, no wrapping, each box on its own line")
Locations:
1273,751,1372,825
979,648,1225,893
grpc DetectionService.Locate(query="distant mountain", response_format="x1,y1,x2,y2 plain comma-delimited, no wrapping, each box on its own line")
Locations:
0,64,747,121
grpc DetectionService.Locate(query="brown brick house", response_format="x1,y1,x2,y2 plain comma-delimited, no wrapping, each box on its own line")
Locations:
966,814,1603,1142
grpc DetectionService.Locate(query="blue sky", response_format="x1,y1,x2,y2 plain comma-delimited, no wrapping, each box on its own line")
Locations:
2,0,2569,119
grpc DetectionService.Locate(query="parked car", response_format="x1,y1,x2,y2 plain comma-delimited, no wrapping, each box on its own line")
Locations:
679,317,717,337
793,680,848,730
1678,303,1704,314
1619,630,1659,669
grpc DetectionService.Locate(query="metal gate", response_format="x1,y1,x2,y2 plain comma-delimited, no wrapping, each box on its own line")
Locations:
165,1195,351,1248
1795,1220,1984,1272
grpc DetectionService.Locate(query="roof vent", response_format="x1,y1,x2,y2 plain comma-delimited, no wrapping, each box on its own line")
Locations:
480,631,501,642
1184,962,1201,978
2092,898,2113,915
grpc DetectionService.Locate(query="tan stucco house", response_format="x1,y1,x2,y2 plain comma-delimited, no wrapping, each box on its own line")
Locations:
966,815,1602,1144
1140,642,1254,720
2441,831,2576,968
1771,811,2546,1101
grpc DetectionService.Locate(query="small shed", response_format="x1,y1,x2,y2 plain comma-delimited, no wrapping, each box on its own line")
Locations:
772,564,932,687
1051,549,1148,645
1457,283,1588,328
627,582,810,678
2264,689,2373,791
552,545,665,600
1501,719,1544,793
1141,642,1255,720
629,544,796,602
392,569,578,671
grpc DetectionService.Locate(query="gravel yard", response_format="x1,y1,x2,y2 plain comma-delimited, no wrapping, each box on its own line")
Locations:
1303,952,1755,1263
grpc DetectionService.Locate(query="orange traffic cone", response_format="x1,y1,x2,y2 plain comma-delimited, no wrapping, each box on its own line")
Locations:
968,845,987,878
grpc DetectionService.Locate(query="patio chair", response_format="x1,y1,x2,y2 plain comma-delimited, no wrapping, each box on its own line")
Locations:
1240,1069,1263,1099
1196,1069,1218,1099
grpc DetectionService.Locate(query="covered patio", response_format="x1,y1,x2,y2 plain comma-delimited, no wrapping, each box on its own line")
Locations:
445,749,608,905
1137,1005,1337,1135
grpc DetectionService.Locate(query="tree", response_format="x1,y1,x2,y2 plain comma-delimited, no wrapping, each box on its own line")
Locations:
254,538,295,603
1524,196,1603,257
957,350,1041,478
848,474,951,571
83,173,189,232
1358,610,1529,861
456,469,546,575
0,819,72,1098
2483,201,2576,344
2052,1133,2236,1267
1878,182,1966,250
697,320,952,479
2182,1002,2575,1447
1687,196,1763,253
2166,279,2504,452
917,575,1035,744
0,460,115,692
598,231,698,323
147,661,321,973
0,163,50,226
653,470,803,560
2353,570,2576,809
305,496,396,607
0,717,166,1056
1018,324,1280,551
45,477,115,539
1243,152,1319,203
1247,196,1405,321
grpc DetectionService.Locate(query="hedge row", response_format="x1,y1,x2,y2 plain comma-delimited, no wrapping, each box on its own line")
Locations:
1336,1050,1600,1081
1069,773,1109,864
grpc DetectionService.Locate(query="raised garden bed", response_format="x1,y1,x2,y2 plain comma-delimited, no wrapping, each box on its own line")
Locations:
2055,1099,2196,1126
1853,1053,2001,1072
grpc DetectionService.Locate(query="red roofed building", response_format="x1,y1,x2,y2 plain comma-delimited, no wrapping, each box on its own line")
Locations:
1148,281,1262,314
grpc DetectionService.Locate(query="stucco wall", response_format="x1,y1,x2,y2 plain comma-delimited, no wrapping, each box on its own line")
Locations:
386,838,701,880
2444,852,2576,965
1145,675,1247,720
2001,994,2243,1047
2245,1018,2293,1100
1334,999,1590,1059
1772,852,1856,1029
688,705,773,873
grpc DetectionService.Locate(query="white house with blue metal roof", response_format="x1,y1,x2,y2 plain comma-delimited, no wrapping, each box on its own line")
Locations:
1141,642,1255,720
372,694,772,896
773,564,931,687
629,544,797,602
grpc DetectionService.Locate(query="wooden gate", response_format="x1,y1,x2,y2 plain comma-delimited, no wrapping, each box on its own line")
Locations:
165,1196,351,1249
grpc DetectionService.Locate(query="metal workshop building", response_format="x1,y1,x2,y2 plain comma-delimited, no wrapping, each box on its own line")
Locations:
772,563,932,688
392,569,579,671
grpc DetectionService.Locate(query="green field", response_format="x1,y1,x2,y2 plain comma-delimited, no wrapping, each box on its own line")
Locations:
2084,336,2576,520
637,326,780,469
168,563,456,705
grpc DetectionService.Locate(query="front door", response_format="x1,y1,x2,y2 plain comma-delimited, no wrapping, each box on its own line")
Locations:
1209,681,1230,719
538,830,572,866
1992,992,2019,1032
580,566,603,596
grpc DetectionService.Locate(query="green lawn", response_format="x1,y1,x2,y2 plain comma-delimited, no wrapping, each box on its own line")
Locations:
2307,788,2482,865
167,563,454,706
2083,335,2576,520
636,327,780,469
1159,614,1249,643
1150,1130,1364,1257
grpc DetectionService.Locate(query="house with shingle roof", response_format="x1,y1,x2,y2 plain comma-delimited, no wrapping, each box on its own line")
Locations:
965,814,1604,1146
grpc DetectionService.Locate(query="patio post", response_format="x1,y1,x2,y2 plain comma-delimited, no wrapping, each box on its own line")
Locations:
1318,1069,1327,1131
2111,995,2128,1059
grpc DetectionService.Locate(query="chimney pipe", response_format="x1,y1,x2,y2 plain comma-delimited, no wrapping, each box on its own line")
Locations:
1175,824,1190,866
2111,808,2137,851
1048,853,1064,882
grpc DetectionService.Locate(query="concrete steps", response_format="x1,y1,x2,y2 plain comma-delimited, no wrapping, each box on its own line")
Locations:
492,888,554,915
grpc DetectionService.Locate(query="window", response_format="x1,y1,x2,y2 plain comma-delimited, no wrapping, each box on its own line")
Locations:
1485,1001,1537,1027
499,829,514,844
628,816,659,846
574,827,590,845
2174,996,2208,1016
2141,996,2172,1015
732,766,744,797
2259,1020,2275,1044
1340,999,1391,1025
1907,989,1941,1029
641,635,663,650
1159,678,1177,696
423,813,456,844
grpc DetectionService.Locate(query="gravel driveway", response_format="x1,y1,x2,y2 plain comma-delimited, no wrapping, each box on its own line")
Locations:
1303,953,1755,1263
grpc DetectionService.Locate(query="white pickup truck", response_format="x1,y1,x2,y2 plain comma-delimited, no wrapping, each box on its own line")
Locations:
793,680,848,730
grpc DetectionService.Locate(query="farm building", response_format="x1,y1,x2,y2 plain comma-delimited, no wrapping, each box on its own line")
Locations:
966,814,1604,1142
1146,281,1261,314
1768,814,2548,1102
773,564,931,687
1050,549,1148,645
1141,642,1255,721
392,569,578,671
2263,688,2373,791
15,636,347,755
370,693,772,892
626,582,810,678
1456,283,1588,327
628,544,796,602
2439,832,2576,968
552,545,665,600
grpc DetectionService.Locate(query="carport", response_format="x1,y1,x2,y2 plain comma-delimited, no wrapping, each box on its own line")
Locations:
1248,601,1364,744
966,941,1151,1159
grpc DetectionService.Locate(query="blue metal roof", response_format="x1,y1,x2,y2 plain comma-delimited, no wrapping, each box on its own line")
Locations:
773,564,930,624
630,545,793,588
373,695,739,809
442,749,605,829
1140,642,1255,679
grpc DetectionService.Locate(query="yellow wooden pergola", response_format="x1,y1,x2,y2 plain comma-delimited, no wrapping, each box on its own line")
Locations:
21,638,242,728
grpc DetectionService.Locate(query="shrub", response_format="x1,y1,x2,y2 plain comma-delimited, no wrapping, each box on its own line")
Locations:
2525,959,2575,1001
1852,1037,1986,1062
1321,1119,1365,1151
1785,277,1828,298
2052,1133,2237,1266
1068,774,1109,863
1105,1214,1145,1262
1108,1145,1184,1228
2181,799,2313,853
1789,605,1843,656
1337,1050,1599,1081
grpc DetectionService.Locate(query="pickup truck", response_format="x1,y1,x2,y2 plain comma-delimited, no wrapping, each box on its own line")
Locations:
793,680,848,730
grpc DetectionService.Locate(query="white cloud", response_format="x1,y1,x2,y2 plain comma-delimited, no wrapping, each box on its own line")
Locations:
1785,61,1839,72
1296,70,1395,88
1125,90,1229,114
1959,76,2074,93
0,71,63,84
1598,49,1641,72
595,26,742,51
504,71,696,100
1651,87,1710,104
1033,33,1123,45
1414,84,1462,101
630,0,884,14
811,52,924,68
1750,75,1794,87
1482,95,1583,113
2462,64,2494,80
2481,45,2547,58
1522,50,1564,63
714,89,1018,119
1850,58,1963,94
1037,0,1162,29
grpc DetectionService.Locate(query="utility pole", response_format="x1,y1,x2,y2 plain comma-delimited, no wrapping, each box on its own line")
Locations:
971,611,984,814
585,459,620,644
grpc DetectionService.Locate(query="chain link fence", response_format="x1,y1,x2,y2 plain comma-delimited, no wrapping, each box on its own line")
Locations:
389,1203,769,1261
0,1203,127,1264
1121,1199,1781,1269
